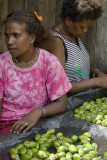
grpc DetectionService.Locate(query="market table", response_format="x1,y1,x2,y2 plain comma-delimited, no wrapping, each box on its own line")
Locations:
0,88,107,159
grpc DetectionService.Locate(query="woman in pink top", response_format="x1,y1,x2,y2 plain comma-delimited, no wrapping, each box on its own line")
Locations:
0,10,72,134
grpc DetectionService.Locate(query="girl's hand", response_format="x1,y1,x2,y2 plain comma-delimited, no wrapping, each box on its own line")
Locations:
10,108,43,133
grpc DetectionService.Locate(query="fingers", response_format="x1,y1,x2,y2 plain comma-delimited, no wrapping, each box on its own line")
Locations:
10,120,21,132
23,124,33,133
11,120,33,133
10,110,40,133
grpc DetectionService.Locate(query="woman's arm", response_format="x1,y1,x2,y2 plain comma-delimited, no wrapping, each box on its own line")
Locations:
68,76,107,95
11,94,67,133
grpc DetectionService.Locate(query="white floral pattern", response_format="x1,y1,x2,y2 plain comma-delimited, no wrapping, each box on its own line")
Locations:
0,48,72,121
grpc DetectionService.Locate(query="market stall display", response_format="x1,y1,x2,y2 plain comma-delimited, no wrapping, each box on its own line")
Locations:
0,88,107,159
8,128,107,160
73,97,107,127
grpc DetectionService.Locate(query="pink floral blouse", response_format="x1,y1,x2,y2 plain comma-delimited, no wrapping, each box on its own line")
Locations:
0,48,72,121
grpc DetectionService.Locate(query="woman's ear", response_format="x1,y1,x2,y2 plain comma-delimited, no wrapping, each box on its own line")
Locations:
30,34,36,44
65,17,71,26
65,17,74,27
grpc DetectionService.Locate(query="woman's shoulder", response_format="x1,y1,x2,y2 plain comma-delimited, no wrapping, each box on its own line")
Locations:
38,35,64,54
0,51,10,62
0,51,10,58
39,48,59,59
39,48,61,65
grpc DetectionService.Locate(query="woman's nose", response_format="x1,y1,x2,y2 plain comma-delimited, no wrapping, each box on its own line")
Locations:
7,36,15,44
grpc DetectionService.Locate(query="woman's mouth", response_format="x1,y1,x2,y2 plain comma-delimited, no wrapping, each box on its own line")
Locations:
8,48,18,53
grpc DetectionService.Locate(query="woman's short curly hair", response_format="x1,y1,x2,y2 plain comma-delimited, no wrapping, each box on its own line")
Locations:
4,10,48,47
60,0,102,21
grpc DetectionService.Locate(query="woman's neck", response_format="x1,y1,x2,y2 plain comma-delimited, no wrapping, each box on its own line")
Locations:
13,48,39,68
56,22,78,45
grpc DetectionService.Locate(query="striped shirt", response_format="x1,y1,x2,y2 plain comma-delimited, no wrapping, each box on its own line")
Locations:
53,31,90,82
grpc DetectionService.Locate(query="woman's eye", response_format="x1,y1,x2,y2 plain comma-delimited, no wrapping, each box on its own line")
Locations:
4,33,10,38
81,26,85,29
14,34,20,38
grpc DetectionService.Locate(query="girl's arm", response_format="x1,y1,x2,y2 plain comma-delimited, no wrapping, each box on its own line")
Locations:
11,94,67,133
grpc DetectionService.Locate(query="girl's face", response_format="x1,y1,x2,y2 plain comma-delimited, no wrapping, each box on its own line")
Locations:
66,18,93,38
4,21,35,58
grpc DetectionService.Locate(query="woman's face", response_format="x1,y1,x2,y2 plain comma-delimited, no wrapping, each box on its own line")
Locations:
66,18,93,38
4,21,35,58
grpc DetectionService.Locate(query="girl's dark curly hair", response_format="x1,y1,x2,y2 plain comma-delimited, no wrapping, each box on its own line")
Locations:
60,0,102,21
4,10,49,47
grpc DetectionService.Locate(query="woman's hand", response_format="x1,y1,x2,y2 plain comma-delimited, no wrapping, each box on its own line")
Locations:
11,94,67,133
10,108,43,133
95,69,107,77
96,76,107,89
